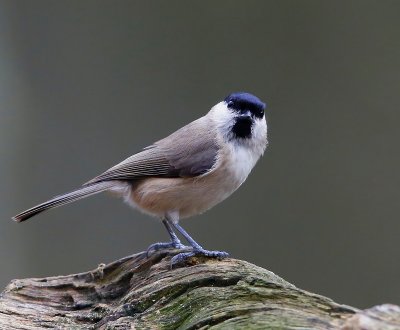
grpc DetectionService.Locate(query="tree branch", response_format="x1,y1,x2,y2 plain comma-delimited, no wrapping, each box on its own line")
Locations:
0,250,399,329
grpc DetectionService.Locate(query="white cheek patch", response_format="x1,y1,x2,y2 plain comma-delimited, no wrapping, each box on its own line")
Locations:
209,102,237,138
252,118,268,152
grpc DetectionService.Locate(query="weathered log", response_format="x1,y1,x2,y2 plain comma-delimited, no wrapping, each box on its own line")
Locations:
0,249,399,329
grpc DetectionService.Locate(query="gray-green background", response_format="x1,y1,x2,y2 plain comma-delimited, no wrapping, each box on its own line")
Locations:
1,1,399,309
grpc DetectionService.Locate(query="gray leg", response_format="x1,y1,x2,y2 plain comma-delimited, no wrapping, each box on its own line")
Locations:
162,218,181,243
173,223,202,249
146,218,187,256
170,222,229,264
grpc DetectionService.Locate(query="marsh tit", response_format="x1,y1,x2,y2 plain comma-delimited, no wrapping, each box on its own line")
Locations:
13,92,268,263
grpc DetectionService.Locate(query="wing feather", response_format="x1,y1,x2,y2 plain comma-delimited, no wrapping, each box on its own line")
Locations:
85,116,218,185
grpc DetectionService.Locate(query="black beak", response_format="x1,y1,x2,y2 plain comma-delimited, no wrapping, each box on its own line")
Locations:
238,111,252,121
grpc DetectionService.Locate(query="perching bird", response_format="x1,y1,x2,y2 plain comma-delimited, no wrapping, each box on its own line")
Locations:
13,92,268,263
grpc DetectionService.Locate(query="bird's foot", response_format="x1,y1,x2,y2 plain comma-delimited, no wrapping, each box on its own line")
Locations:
171,248,229,265
146,241,189,257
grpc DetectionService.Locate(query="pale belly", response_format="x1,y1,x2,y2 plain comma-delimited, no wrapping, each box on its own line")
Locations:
127,165,245,219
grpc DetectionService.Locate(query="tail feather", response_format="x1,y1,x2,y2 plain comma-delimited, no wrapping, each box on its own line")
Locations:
12,182,115,222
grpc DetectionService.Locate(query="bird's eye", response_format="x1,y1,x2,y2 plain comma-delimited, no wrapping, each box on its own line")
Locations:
252,108,264,118
227,100,234,107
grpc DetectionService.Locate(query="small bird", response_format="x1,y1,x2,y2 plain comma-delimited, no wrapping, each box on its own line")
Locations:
13,92,268,263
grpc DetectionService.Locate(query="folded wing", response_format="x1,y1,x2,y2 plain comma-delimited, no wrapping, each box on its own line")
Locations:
85,116,218,185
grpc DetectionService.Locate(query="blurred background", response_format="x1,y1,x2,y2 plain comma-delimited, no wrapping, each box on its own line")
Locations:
1,1,399,309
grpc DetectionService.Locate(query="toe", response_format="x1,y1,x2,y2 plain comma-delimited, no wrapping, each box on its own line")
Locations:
197,250,229,259
170,249,229,266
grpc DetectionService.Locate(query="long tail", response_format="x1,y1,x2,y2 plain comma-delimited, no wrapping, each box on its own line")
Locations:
12,182,116,222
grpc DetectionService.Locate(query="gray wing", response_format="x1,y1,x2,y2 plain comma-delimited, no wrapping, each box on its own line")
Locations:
85,116,218,185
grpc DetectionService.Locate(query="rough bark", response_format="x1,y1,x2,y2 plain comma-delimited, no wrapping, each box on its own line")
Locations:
0,249,399,329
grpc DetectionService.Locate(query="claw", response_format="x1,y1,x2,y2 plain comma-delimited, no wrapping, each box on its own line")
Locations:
171,248,229,265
